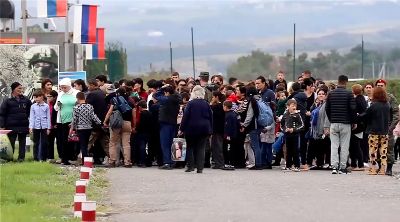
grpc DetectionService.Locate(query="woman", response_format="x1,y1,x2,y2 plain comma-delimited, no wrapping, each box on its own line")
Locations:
180,86,213,173
104,87,135,167
73,79,89,96
54,78,79,165
41,78,53,101
134,78,148,101
360,87,391,175
309,86,330,168
350,84,368,171
0,82,32,161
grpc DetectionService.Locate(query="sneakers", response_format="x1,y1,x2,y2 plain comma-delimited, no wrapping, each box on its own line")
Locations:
292,167,301,172
222,165,235,170
102,156,109,165
338,169,351,174
331,168,338,174
246,164,255,169
159,164,173,170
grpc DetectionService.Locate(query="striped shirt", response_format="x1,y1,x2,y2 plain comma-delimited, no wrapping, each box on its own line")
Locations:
29,102,51,129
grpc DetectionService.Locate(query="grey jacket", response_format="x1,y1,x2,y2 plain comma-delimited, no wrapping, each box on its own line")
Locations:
313,102,330,139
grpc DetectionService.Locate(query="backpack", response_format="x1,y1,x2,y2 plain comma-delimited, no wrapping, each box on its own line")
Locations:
112,96,132,114
256,99,274,127
109,110,123,129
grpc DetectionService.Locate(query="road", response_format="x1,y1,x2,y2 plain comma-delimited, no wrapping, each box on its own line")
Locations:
107,164,400,222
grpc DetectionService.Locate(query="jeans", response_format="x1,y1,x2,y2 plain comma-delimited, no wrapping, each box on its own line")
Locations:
8,132,27,161
159,123,176,165
135,134,149,165
261,142,273,166
249,128,262,167
32,129,48,161
77,129,92,159
330,123,351,170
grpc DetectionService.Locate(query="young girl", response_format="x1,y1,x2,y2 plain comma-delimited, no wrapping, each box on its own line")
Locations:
70,92,102,161
29,90,51,161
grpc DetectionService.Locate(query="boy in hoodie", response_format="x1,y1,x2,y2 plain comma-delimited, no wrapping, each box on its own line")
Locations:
223,101,239,170
281,99,304,172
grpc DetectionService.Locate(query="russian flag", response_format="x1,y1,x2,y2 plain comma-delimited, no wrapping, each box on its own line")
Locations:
73,5,98,44
85,28,105,60
37,0,67,17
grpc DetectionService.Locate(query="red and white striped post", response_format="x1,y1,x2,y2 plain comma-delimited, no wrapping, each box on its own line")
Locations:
82,201,96,222
76,180,87,194
80,167,92,184
74,194,87,218
84,157,94,169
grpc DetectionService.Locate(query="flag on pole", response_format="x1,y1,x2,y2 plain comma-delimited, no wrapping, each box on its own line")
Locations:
37,0,67,17
73,5,98,44
85,28,105,60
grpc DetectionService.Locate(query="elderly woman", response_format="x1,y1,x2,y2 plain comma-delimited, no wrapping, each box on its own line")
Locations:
54,78,79,165
180,86,213,173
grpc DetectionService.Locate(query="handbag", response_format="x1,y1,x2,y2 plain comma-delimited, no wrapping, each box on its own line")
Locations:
171,137,186,161
68,131,79,142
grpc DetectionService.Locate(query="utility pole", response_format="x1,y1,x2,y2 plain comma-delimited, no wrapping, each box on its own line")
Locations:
21,0,27,44
361,35,364,79
293,23,296,82
191,27,195,79
170,42,173,74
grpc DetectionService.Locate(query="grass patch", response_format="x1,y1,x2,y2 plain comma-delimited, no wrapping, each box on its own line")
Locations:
0,162,108,222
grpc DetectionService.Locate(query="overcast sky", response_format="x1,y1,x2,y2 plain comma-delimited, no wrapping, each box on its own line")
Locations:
10,0,400,47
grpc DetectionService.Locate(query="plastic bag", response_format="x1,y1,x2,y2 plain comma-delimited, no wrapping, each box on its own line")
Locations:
171,138,186,161
0,130,13,161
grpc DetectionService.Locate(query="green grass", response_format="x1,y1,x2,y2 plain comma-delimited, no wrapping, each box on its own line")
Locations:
0,161,108,222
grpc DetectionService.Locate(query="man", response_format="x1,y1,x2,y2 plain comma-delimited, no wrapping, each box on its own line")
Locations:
325,75,357,174
255,76,276,109
95,74,108,93
153,84,181,169
375,79,399,176
199,72,213,102
0,82,32,161
86,79,109,164
171,72,180,84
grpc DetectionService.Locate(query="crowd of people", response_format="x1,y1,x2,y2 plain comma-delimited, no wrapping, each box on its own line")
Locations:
0,70,399,175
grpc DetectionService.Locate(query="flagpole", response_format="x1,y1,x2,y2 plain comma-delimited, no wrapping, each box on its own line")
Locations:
65,3,71,71
191,27,195,79
170,42,173,74
21,0,27,44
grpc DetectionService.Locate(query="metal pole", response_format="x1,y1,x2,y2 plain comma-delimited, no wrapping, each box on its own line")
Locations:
191,27,195,79
293,23,296,82
21,0,27,44
64,4,70,71
170,42,173,73
361,35,364,79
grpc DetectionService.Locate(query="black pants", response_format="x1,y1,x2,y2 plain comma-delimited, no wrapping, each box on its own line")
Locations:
147,126,162,166
204,138,211,167
350,135,364,168
286,134,300,168
32,129,48,161
7,132,27,161
306,138,317,166
395,137,400,160
314,137,331,166
47,128,57,159
135,133,149,165
299,131,308,165
361,133,370,163
77,129,92,159
186,135,208,171
232,132,246,168
211,134,224,167
59,123,75,164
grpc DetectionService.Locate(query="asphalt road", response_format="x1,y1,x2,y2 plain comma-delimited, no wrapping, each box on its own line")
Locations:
107,165,400,222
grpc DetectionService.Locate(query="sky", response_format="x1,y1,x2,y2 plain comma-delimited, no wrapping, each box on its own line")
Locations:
7,0,400,72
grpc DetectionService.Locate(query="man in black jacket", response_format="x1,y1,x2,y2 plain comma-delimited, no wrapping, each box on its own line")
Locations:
86,80,109,163
326,75,357,174
0,82,32,161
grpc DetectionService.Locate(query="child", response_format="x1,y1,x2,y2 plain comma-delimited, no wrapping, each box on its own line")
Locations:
46,90,58,161
244,134,255,168
274,71,287,90
280,99,304,172
210,91,225,169
70,92,101,161
260,122,275,169
223,101,239,170
135,100,153,167
29,90,51,161
276,91,288,117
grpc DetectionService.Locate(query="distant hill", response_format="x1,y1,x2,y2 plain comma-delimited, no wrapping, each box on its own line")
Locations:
127,25,400,76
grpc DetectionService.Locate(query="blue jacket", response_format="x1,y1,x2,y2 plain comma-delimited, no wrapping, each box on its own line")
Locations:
180,99,213,136
224,110,239,139
0,95,32,133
